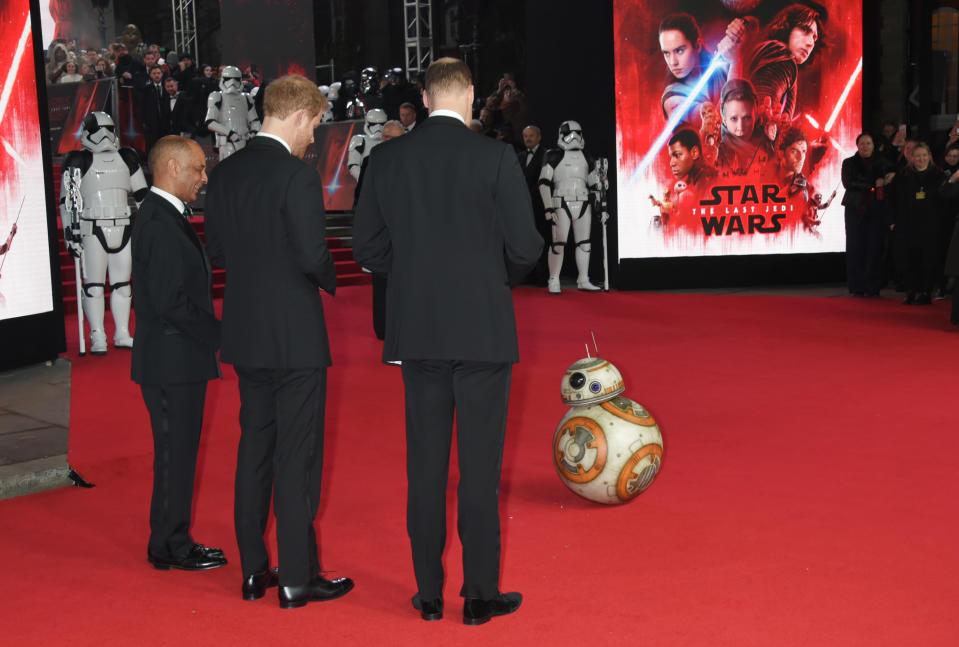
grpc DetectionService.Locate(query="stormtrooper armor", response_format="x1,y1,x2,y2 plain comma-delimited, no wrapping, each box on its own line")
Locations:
60,111,148,354
539,121,607,294
319,82,339,123
346,67,382,118
347,108,387,181
205,65,260,161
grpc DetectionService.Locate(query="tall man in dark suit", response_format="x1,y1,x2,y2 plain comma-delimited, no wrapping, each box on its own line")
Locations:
141,65,166,154
519,125,549,285
131,135,226,572
204,75,354,609
161,77,194,138
353,57,543,626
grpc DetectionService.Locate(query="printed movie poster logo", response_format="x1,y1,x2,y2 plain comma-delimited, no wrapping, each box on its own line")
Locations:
614,0,863,258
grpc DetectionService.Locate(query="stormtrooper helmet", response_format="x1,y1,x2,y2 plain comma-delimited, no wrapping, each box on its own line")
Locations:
359,67,379,95
81,111,118,153
327,81,341,102
561,357,625,406
557,120,585,151
220,65,243,94
364,108,388,138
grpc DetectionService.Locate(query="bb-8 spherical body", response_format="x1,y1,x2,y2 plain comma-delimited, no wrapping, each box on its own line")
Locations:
553,357,663,505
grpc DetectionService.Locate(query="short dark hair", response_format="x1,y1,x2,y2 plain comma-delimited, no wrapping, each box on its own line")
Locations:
778,127,807,151
399,102,416,111
855,132,873,145
658,13,702,47
668,128,701,153
766,3,827,66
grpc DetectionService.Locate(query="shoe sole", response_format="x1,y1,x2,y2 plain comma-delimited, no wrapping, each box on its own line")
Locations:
463,616,492,626
149,559,227,571
279,581,354,609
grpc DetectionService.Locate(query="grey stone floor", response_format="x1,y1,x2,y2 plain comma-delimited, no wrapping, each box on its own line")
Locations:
0,358,72,499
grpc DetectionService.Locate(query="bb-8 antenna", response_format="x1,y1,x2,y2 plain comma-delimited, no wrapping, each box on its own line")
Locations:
590,331,599,357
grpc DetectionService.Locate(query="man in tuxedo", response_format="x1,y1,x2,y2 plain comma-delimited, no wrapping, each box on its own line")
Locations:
519,125,549,285
141,65,166,154
353,57,543,625
162,77,194,138
131,135,225,572
203,75,354,609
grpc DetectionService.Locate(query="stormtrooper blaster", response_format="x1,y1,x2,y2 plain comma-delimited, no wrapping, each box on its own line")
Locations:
590,158,611,292
64,167,87,355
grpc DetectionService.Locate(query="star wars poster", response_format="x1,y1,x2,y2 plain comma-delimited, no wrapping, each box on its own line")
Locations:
0,0,55,320
615,0,862,258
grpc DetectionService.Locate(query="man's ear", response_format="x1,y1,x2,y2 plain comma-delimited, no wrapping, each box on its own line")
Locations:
691,146,701,160
422,89,430,111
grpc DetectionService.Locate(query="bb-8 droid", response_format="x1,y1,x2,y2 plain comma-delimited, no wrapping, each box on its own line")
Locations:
553,357,663,504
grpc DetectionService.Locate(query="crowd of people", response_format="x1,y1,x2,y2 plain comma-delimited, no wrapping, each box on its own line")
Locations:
841,125,959,324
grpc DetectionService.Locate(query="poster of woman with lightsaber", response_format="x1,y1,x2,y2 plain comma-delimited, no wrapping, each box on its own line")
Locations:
615,0,862,258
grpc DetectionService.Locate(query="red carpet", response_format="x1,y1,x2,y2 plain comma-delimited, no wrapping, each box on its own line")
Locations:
3,287,959,645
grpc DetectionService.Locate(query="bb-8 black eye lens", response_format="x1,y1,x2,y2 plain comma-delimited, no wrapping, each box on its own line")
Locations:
569,372,586,389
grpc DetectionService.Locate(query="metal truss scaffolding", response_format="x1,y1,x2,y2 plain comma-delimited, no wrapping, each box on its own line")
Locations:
404,0,434,79
171,0,199,62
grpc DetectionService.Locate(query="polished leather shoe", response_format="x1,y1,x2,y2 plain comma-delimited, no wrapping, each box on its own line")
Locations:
463,592,522,625
278,574,354,609
242,567,279,601
194,543,224,558
412,594,443,621
148,544,228,571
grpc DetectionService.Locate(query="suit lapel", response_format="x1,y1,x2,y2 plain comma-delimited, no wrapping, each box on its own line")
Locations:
148,193,211,281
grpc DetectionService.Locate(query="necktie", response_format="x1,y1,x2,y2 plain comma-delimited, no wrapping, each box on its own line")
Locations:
183,205,193,219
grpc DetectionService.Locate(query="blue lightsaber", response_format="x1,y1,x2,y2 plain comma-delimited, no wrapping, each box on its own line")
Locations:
630,55,726,183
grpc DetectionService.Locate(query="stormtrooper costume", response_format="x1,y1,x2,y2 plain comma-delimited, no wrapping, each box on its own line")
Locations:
205,65,260,161
347,108,387,181
538,121,606,294
60,112,148,354
346,67,382,119
319,82,339,123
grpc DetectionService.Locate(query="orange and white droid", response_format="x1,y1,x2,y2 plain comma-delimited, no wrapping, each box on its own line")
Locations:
553,357,663,505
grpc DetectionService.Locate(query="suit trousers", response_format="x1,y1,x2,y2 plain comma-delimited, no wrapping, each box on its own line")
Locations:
142,381,207,559
401,359,512,600
844,205,886,294
233,366,326,586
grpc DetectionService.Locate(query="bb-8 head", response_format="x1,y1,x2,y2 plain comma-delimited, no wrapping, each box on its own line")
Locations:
561,357,624,406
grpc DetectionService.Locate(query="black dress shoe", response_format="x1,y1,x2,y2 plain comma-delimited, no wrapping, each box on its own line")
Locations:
903,293,917,305
278,574,354,609
915,293,932,305
463,592,522,626
242,567,279,601
194,543,224,558
148,544,228,571
412,594,443,621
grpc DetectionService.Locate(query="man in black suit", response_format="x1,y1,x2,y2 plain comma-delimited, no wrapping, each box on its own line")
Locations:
131,135,225,572
160,77,194,138
519,124,549,285
204,75,354,609
353,57,543,626
141,65,166,154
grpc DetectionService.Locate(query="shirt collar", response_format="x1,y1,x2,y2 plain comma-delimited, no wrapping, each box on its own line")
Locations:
256,131,292,154
429,109,466,125
150,186,186,215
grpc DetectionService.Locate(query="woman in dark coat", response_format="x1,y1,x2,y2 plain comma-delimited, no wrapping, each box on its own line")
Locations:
938,145,959,322
841,133,896,296
892,142,959,305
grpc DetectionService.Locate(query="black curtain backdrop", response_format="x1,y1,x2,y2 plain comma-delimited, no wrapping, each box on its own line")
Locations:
220,0,316,83
525,0,618,287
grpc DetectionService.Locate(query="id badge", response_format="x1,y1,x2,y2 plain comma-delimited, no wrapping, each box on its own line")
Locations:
916,191,926,200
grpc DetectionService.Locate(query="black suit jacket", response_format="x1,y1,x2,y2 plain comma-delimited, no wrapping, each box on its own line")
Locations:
204,136,337,369
353,115,543,363
519,145,546,222
162,92,194,136
130,192,220,385
141,83,165,141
